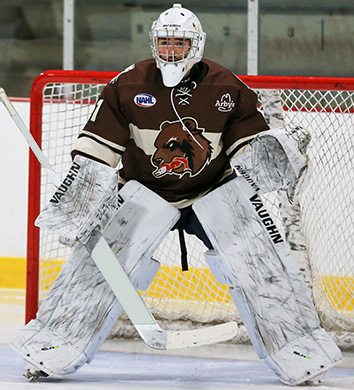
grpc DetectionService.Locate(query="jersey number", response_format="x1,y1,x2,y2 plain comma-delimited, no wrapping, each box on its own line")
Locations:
89,99,104,123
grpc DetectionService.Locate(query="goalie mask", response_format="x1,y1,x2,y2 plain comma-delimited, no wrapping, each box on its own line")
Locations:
150,3,206,87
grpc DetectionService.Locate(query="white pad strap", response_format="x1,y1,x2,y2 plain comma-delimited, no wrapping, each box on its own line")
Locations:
193,177,341,385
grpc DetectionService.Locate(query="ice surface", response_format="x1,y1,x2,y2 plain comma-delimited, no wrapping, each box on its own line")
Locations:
1,289,354,390
1,343,354,390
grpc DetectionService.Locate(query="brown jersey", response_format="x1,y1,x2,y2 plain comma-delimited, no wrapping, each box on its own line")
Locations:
73,58,269,207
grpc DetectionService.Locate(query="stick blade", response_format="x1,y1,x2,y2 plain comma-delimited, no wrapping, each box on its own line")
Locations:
166,321,238,349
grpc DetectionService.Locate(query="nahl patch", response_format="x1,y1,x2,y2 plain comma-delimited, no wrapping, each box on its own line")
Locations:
134,93,156,108
50,162,80,204
249,193,284,244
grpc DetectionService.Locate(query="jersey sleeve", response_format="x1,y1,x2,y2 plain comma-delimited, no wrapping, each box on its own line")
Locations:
222,79,269,159
72,80,130,167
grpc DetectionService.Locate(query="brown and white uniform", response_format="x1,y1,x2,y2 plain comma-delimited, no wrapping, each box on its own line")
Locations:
73,58,269,208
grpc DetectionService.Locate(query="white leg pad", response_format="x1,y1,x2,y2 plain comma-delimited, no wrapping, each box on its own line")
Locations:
193,177,342,385
10,252,160,377
11,180,180,377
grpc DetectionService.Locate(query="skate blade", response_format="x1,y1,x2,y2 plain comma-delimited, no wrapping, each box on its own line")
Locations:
23,363,49,382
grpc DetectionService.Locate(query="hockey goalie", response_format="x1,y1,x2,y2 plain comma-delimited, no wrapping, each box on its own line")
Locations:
10,3,341,386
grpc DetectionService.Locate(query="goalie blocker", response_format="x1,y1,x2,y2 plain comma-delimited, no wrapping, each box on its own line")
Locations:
193,175,342,386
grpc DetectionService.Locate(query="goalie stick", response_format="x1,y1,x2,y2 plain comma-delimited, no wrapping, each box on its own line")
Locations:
0,89,61,188
0,87,238,351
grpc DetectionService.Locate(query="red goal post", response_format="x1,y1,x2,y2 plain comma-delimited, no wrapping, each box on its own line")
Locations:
26,71,354,348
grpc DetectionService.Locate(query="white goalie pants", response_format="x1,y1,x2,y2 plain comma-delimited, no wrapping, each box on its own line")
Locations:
193,176,342,386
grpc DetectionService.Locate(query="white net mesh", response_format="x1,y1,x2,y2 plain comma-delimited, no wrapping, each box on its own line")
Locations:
260,88,354,334
30,74,354,346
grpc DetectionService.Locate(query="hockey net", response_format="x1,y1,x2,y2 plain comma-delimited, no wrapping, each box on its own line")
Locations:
26,71,354,348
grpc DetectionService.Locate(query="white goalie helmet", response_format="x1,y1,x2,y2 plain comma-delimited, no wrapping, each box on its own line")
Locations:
150,3,206,87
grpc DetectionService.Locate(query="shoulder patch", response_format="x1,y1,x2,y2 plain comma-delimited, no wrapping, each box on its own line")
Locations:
215,93,235,112
134,93,157,108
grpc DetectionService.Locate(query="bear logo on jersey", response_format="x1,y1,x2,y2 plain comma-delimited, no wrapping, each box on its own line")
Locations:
152,117,213,178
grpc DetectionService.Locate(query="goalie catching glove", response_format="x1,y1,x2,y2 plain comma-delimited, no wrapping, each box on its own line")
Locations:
35,155,120,244
235,125,311,200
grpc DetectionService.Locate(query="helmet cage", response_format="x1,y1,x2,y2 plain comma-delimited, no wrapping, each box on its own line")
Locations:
150,29,202,67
